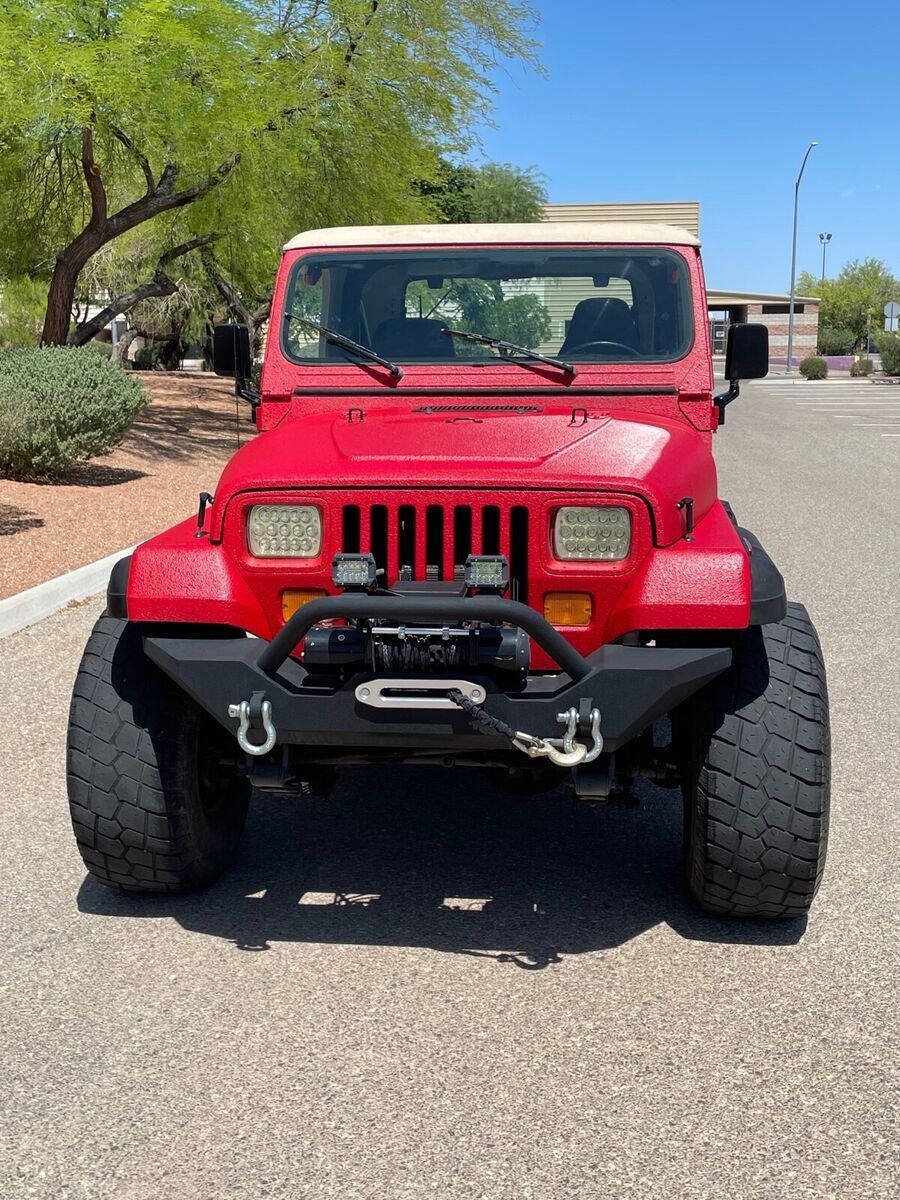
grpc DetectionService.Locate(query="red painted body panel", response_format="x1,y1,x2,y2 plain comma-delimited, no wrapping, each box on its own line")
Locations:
126,237,752,655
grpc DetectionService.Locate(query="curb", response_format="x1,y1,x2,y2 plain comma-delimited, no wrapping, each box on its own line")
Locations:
0,544,137,638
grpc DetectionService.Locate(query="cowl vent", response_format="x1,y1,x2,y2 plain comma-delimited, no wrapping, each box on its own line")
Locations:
413,404,543,414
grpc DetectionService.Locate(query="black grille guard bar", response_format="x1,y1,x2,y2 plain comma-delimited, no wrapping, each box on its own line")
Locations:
258,594,591,681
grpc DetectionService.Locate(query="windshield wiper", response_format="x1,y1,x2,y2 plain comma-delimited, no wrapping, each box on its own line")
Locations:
442,328,577,377
285,315,404,379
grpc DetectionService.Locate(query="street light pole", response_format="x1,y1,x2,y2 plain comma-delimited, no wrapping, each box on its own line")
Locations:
786,141,819,375
819,232,832,284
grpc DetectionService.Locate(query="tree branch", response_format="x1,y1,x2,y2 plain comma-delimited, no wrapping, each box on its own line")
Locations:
69,234,219,345
201,245,252,324
106,155,240,239
80,126,108,235
109,125,155,194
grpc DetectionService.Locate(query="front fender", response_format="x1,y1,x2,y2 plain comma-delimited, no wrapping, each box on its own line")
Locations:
122,518,273,636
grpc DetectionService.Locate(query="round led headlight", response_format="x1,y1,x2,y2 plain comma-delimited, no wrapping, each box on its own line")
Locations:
247,504,322,558
553,506,631,561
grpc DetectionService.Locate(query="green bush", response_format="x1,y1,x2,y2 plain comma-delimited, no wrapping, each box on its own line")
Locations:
799,356,828,380
132,343,160,371
816,325,856,356
877,333,900,376
85,339,114,359
0,347,146,479
850,357,873,377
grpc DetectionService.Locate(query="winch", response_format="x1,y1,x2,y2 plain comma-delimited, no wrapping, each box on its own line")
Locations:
303,552,530,682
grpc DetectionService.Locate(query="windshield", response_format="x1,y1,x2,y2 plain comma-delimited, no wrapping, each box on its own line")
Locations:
282,248,693,367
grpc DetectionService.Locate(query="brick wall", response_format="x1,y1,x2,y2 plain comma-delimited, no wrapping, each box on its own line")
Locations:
746,302,820,361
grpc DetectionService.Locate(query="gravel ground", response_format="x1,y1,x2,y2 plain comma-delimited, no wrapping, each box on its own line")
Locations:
0,373,248,599
0,380,898,1199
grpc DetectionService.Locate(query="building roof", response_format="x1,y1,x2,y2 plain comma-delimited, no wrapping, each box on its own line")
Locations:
707,289,821,306
284,221,701,251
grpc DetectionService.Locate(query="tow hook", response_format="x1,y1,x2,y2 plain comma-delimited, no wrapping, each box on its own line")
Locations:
227,692,277,756
513,706,603,767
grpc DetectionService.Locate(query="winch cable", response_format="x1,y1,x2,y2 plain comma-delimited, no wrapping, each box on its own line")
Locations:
446,689,603,769
446,688,519,741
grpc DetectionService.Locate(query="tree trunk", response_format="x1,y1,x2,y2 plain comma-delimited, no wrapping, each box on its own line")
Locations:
42,259,85,346
111,326,137,366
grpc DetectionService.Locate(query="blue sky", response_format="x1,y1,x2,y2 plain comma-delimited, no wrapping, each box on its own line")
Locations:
477,0,899,293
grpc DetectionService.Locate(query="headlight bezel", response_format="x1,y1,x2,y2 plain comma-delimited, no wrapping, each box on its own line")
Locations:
246,503,323,559
552,505,633,562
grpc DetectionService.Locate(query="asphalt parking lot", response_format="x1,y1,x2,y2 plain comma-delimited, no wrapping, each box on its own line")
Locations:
1,378,898,1199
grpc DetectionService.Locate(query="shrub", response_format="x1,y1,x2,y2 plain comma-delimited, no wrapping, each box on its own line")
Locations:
799,356,828,380
850,357,873,377
877,332,900,376
0,276,46,347
132,343,160,371
816,325,856,356
85,339,114,359
0,347,146,479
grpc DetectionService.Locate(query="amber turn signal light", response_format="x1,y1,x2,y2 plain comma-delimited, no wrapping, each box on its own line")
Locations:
281,588,327,621
543,592,593,627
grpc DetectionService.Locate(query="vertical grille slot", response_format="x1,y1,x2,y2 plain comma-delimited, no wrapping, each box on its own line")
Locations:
481,505,501,555
453,506,472,578
370,505,388,577
398,505,416,574
342,505,361,553
510,506,529,604
426,506,444,579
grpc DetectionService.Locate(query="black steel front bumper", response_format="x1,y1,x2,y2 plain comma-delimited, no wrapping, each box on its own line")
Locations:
144,594,732,756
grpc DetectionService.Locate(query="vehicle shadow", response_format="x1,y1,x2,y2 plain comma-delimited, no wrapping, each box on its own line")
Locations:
77,768,806,967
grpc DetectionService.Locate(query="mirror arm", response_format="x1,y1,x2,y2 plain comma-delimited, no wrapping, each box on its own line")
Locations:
235,377,260,410
713,380,740,425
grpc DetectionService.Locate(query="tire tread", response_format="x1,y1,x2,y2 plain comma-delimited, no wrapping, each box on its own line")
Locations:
66,615,248,893
688,602,831,917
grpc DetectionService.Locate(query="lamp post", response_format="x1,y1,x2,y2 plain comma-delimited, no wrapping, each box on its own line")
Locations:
786,141,819,375
819,232,832,283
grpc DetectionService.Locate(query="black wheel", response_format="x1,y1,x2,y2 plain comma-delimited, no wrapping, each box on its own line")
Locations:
67,615,250,893
683,603,830,918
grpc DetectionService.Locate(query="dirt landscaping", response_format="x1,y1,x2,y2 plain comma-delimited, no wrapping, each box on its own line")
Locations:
0,372,253,600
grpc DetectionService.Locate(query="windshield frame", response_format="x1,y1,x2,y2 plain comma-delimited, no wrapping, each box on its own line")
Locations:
279,246,696,370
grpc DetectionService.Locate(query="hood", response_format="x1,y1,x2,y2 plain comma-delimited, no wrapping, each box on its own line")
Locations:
212,404,716,545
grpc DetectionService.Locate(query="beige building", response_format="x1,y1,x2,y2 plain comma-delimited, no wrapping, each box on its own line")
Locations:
542,202,820,362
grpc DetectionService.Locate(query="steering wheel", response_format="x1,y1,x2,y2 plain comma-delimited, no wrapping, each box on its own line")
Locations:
568,340,641,359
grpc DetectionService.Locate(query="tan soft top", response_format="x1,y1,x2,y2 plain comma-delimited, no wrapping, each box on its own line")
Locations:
283,221,700,251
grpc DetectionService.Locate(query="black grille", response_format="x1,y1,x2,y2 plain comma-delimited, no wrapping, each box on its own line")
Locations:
340,501,529,601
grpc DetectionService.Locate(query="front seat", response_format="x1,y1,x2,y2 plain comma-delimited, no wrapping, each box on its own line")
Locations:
371,317,455,360
560,297,639,357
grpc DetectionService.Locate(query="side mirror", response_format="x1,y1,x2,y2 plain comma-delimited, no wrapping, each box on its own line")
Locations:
213,323,252,383
725,322,768,381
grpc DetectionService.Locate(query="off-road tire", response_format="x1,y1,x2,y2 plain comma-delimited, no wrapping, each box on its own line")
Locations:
67,615,250,893
684,603,830,918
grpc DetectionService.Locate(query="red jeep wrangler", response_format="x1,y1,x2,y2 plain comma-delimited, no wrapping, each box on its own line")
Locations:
67,222,830,918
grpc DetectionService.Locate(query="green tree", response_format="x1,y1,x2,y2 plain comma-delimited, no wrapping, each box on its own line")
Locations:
798,258,900,347
0,276,47,347
0,2,540,346
419,159,548,223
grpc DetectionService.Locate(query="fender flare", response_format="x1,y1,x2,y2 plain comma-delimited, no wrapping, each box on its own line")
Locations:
107,554,132,618
722,501,787,625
